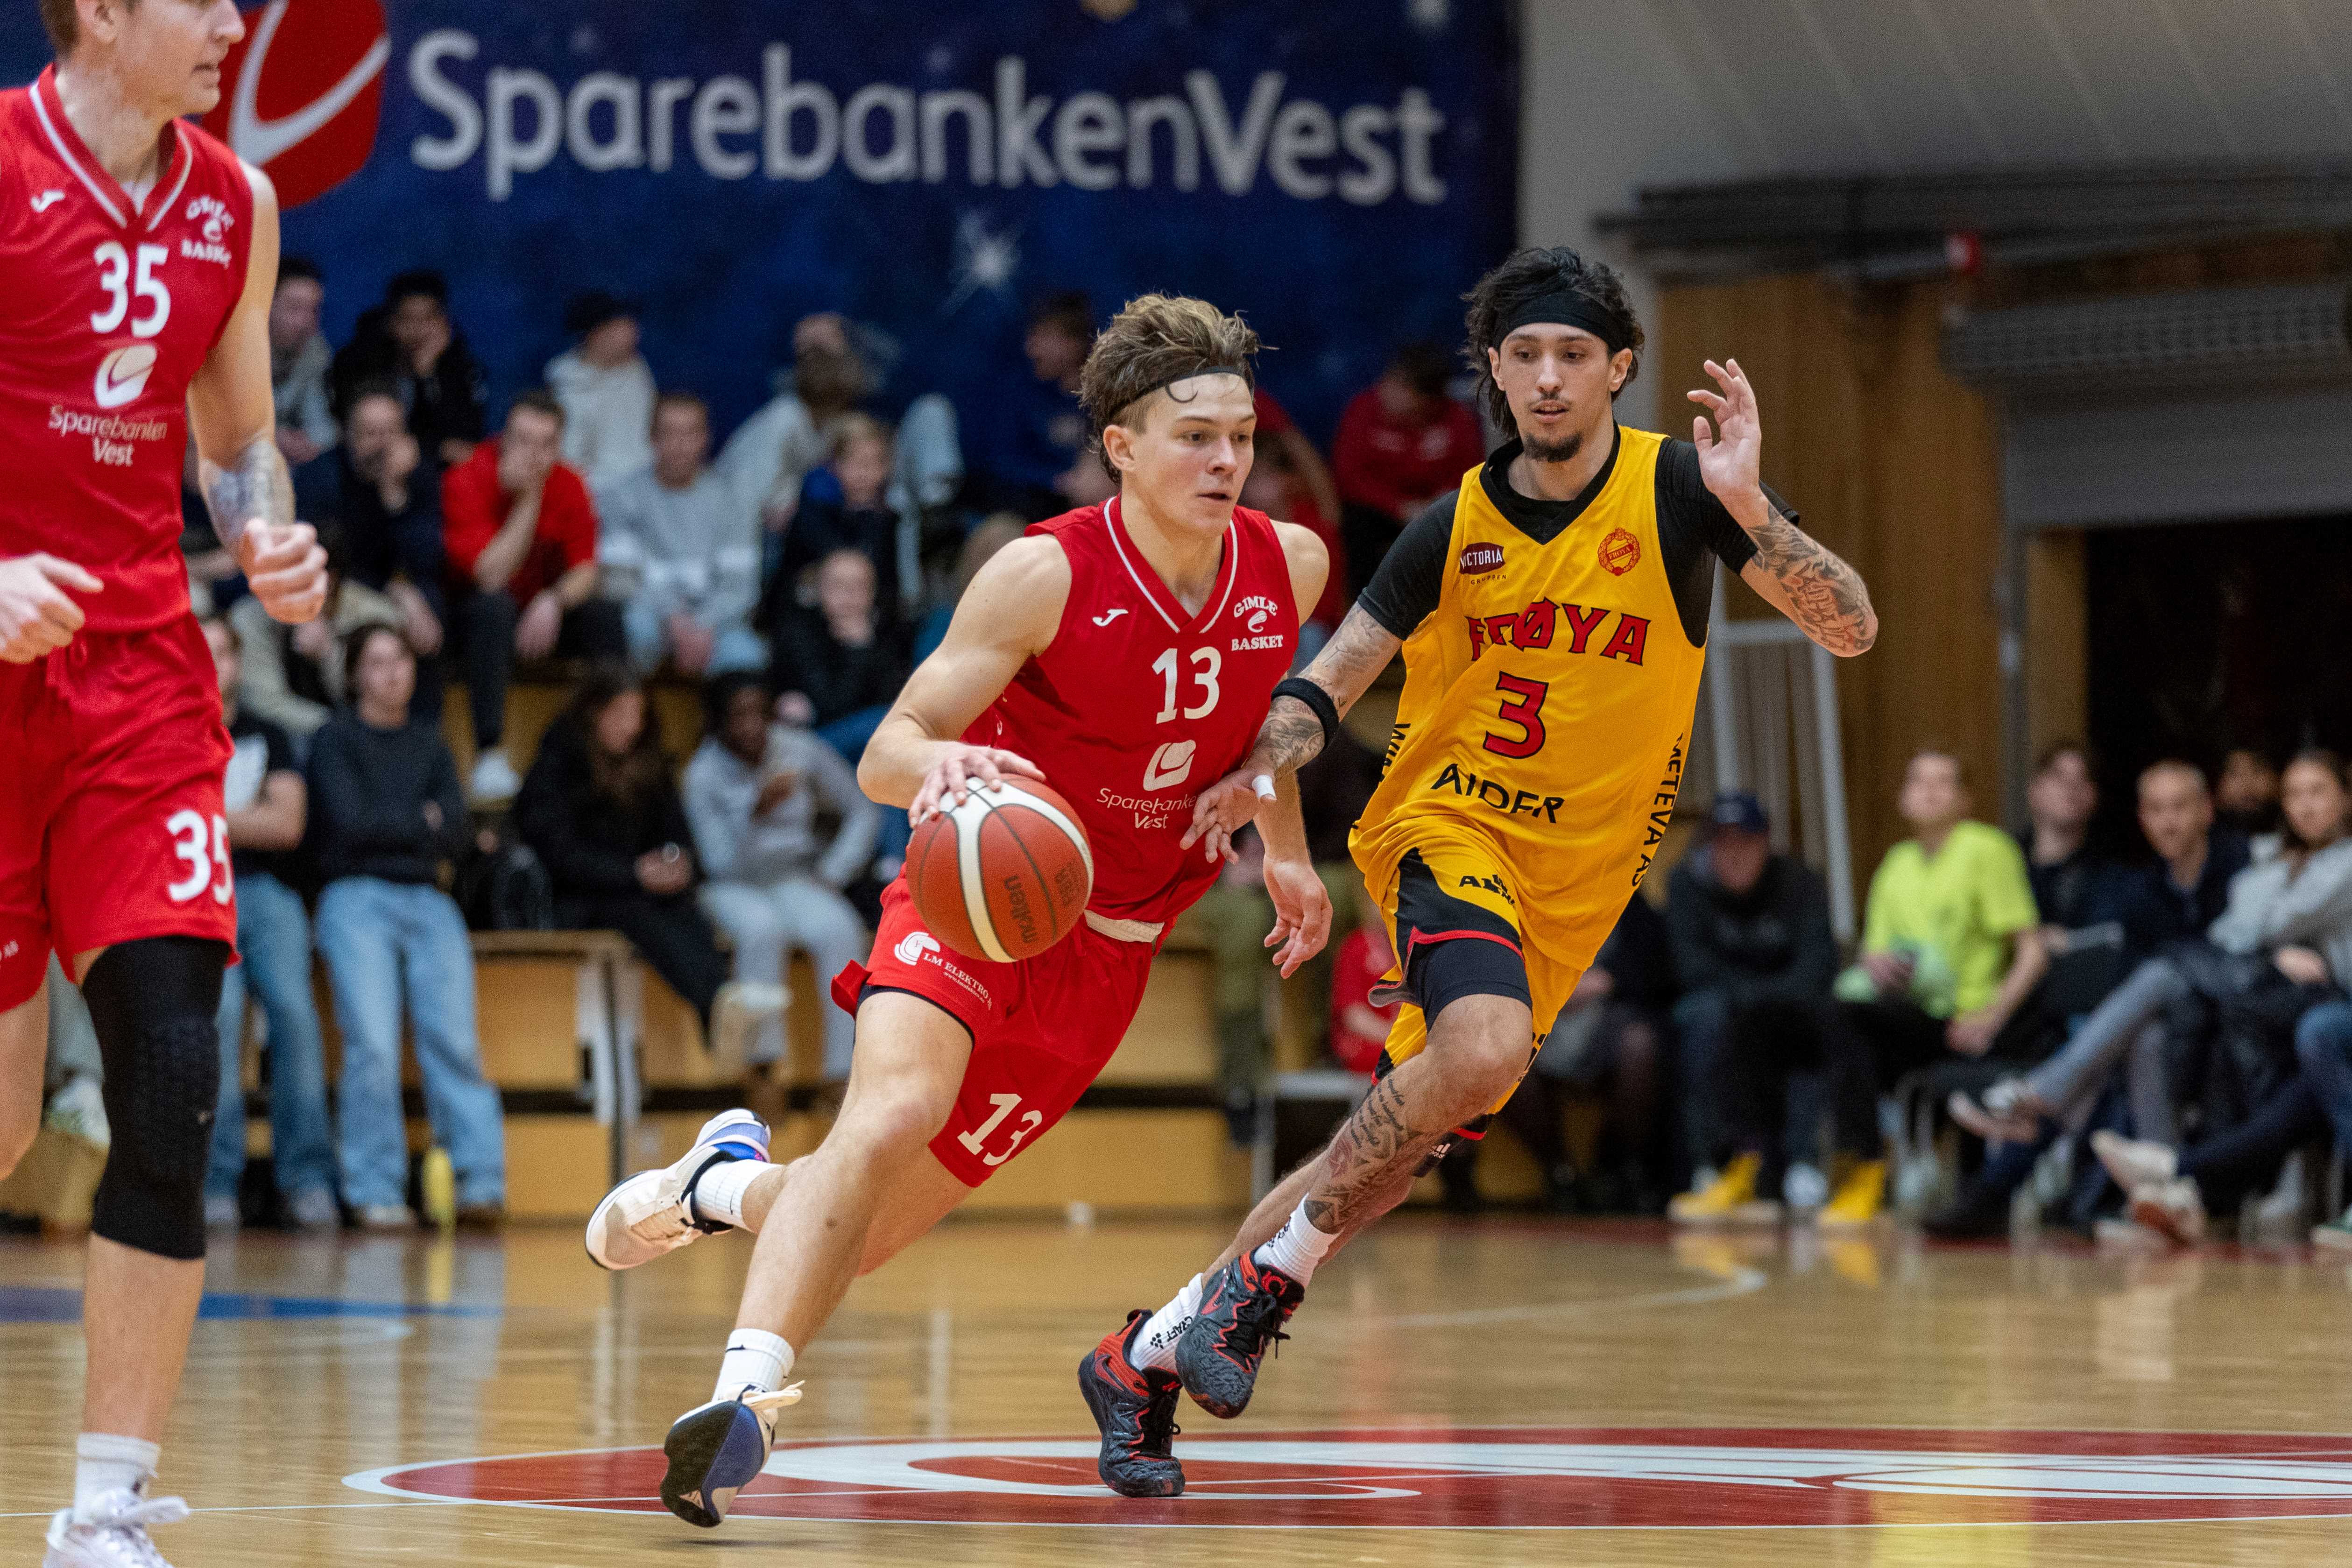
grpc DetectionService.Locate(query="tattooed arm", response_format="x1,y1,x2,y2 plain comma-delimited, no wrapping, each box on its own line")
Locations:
1734,501,1876,657
187,161,327,624
1689,357,1877,657
1179,604,1403,858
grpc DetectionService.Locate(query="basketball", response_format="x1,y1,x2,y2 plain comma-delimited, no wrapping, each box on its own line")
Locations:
906,778,1094,962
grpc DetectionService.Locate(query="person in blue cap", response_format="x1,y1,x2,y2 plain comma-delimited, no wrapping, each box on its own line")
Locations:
1666,790,1842,1223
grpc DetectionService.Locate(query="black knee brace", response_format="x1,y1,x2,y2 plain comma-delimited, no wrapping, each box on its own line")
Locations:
78,937,229,1261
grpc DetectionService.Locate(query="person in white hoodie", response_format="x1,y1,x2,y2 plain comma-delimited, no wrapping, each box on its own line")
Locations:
597,392,764,676
683,672,878,1081
547,291,656,492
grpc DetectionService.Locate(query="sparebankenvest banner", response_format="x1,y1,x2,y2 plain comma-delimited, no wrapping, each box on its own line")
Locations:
0,0,1517,443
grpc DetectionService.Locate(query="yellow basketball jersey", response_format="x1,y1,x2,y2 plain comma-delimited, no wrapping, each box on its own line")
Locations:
1350,425,1706,969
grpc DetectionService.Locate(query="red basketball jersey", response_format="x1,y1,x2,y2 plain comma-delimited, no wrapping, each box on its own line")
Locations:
969,495,1300,931
0,67,256,631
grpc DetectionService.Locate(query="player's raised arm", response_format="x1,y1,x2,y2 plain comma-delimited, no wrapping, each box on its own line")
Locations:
1690,357,1877,657
186,162,326,626
859,534,1072,821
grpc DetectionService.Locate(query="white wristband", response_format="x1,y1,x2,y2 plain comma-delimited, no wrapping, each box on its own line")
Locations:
1252,773,1278,801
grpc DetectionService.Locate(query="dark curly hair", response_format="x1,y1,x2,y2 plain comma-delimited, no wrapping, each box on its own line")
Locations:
1462,246,1643,431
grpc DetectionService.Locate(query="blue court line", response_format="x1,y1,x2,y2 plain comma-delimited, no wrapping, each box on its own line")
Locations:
0,1286,501,1324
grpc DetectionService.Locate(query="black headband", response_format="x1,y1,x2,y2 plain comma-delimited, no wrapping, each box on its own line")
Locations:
1142,363,1252,403
1497,289,1631,355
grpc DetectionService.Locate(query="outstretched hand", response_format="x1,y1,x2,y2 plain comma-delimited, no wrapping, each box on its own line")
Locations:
1262,855,1333,976
1180,766,1273,865
1687,357,1763,507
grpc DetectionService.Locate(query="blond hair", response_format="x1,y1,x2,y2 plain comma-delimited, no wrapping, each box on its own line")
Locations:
1079,294,1259,471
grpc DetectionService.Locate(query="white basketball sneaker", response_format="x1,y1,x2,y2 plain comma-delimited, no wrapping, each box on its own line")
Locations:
44,1489,188,1567
586,1109,771,1271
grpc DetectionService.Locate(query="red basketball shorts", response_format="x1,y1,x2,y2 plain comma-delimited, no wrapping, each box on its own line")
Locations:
832,879,1155,1186
0,618,236,1012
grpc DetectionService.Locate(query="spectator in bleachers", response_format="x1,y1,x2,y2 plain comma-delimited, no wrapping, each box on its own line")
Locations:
548,290,657,492
269,256,336,470
200,615,336,1231
1454,891,1675,1213
765,547,909,764
777,414,908,613
298,382,447,663
1192,726,1385,1142
309,625,507,1230
684,674,876,1082
1953,751,2352,1153
1328,885,1398,1076
1253,388,1342,527
1666,792,1841,1224
914,513,1025,665
2022,743,2128,932
1331,341,1487,600
2218,746,2282,840
517,665,781,1062
1194,828,1280,1143
1930,759,2251,1236
1817,749,2046,1228
332,269,488,469
985,290,1102,520
443,391,624,805
1238,426,1347,664
228,544,406,743
598,391,764,678
2296,997,2352,1248
2027,754,2352,1243
2116,762,2253,957
718,325,866,537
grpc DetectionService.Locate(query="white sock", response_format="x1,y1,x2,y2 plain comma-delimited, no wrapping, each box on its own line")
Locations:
1127,1274,1205,1374
1250,1198,1337,1286
713,1329,793,1404
692,1158,770,1233
73,1434,158,1521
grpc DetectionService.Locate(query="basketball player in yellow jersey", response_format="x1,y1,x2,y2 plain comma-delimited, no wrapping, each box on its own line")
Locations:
1082,247,1877,1491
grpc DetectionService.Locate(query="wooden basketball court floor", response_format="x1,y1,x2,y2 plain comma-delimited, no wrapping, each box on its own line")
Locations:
6,1215,2352,1565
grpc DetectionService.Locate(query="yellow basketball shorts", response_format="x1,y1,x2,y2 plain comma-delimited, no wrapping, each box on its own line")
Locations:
1368,841,1585,1123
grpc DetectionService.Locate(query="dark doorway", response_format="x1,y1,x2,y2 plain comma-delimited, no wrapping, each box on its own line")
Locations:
2084,515,2352,846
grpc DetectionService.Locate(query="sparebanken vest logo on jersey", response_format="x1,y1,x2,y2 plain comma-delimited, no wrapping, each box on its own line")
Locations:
199,0,390,209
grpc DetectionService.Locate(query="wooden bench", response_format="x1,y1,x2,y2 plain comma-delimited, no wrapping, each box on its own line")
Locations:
469,929,643,1189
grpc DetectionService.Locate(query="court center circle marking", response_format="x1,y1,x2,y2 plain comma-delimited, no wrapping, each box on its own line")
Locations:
347,1427,2352,1529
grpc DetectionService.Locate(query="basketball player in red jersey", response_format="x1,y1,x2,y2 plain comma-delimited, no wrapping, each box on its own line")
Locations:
0,3,327,1562
578,293,1334,1527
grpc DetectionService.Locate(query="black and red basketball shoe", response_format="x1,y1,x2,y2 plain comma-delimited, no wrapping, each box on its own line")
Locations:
1078,1311,1186,1497
1174,1253,1304,1420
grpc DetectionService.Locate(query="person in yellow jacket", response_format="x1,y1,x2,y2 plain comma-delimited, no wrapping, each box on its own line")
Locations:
1081,245,1878,1495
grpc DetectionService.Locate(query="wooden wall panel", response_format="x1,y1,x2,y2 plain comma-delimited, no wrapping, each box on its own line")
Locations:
1656,274,2007,893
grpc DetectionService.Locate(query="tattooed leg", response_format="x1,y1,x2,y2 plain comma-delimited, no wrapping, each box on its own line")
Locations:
1205,992,1535,1271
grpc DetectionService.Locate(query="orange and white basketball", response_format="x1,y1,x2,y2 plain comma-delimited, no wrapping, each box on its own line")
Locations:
905,779,1094,963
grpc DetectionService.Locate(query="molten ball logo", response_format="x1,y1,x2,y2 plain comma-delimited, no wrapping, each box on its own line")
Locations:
200,0,390,209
